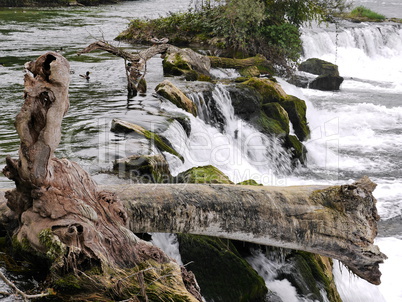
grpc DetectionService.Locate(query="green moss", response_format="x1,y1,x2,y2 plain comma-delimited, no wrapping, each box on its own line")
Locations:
143,129,184,162
282,95,310,141
298,58,340,77
177,165,233,184
54,273,84,294
240,77,287,104
237,179,262,186
239,66,260,78
285,251,342,302
284,135,307,165
178,234,268,302
256,112,287,137
262,102,290,134
39,229,66,265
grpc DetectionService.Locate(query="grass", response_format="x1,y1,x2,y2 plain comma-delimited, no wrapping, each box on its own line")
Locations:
348,6,386,21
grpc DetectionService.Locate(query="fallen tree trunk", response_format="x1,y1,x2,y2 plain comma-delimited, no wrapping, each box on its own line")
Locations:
0,177,386,286
208,54,273,74
105,178,386,286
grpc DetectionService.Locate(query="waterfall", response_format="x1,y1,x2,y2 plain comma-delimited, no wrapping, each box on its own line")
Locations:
300,20,402,302
247,249,330,302
161,84,292,185
301,22,402,85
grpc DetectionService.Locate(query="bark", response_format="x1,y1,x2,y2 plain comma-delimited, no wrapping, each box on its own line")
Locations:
101,177,386,286
0,177,386,286
1,52,201,301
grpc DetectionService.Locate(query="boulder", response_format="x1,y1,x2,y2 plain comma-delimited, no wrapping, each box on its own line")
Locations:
155,80,198,116
262,102,290,134
239,77,288,104
162,46,211,81
178,234,268,302
236,78,310,141
298,58,340,76
111,118,184,162
298,58,344,91
279,251,342,302
309,74,344,91
284,135,307,166
113,154,171,183
282,95,310,141
176,165,233,184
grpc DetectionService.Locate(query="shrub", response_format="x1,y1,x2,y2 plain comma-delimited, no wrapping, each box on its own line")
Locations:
349,6,386,21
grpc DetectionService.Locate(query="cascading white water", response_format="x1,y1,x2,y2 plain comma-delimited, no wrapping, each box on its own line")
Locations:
301,22,402,85
161,84,292,185
150,21,402,301
247,250,326,302
300,20,402,302
151,233,183,265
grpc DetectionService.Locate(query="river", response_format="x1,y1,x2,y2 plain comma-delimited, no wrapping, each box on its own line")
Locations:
0,0,401,301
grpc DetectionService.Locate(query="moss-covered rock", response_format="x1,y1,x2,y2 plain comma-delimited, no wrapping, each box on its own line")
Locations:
237,179,262,186
177,165,233,184
262,102,290,134
239,77,288,104
298,58,344,91
156,80,198,116
298,58,340,77
256,112,288,137
113,154,172,183
282,95,310,141
162,47,211,81
284,135,307,166
239,65,261,77
227,85,262,122
178,234,268,302
111,119,184,162
280,251,342,302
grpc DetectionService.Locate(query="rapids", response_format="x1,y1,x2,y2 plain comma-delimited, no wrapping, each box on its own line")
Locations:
0,0,401,300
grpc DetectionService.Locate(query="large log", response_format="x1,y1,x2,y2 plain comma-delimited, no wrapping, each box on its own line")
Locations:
0,177,387,286
103,177,386,286
1,52,202,301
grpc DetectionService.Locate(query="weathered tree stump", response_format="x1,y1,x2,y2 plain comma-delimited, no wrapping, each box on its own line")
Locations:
2,52,202,301
78,41,171,98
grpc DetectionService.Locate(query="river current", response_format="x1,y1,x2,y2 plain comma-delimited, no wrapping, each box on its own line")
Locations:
0,0,401,301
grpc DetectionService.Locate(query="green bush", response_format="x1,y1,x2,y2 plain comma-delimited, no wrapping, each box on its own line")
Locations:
349,6,386,21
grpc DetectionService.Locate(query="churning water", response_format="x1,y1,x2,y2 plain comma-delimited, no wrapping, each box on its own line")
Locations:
1,1,402,301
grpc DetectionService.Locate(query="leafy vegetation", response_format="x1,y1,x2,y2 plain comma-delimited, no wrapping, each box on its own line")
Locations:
347,5,386,21
118,0,349,73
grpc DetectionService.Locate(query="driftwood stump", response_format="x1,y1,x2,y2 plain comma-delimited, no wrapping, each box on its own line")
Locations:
78,41,171,98
2,52,201,301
